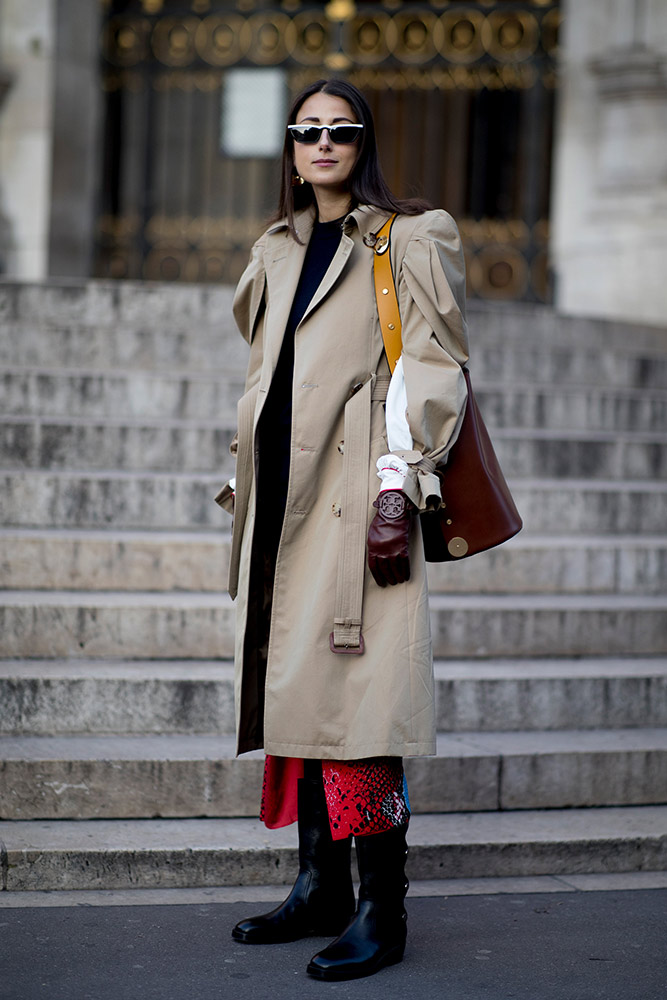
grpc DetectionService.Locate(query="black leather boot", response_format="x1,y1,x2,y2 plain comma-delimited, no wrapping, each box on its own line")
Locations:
231,773,354,944
306,822,409,980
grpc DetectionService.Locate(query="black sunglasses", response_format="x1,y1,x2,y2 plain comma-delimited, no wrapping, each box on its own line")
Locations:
288,123,364,145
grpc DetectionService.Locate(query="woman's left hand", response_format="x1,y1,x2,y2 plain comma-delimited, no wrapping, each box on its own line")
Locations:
367,490,415,587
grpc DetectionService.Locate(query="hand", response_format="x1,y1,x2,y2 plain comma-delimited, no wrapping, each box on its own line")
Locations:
367,490,415,587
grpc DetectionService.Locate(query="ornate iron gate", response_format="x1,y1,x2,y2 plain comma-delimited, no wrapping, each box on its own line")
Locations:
96,0,560,301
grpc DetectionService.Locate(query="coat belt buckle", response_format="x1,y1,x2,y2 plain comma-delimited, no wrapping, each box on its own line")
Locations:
329,632,365,655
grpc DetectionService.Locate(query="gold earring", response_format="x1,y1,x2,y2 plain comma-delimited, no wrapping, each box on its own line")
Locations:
292,173,305,187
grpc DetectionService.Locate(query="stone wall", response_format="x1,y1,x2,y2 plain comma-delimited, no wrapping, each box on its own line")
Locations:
551,0,667,327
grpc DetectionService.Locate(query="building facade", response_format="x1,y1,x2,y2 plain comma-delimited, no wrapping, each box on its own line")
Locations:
551,0,667,325
0,0,665,323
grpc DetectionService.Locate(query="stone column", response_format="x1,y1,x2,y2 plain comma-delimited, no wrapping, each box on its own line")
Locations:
551,0,667,326
0,0,56,278
48,0,103,277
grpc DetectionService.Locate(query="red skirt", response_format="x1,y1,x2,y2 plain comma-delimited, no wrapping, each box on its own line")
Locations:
260,754,410,841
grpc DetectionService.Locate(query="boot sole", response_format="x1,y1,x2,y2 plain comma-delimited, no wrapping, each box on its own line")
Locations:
232,916,354,945
306,945,405,981
232,928,341,945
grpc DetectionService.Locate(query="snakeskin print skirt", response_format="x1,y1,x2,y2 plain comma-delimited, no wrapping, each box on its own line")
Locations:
260,754,410,840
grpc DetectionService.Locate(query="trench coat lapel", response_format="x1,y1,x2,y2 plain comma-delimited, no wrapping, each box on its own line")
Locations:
260,206,389,379
262,211,313,375
302,206,392,326
298,233,354,329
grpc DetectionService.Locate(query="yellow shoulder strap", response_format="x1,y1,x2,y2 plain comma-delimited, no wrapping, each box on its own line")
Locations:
372,213,402,376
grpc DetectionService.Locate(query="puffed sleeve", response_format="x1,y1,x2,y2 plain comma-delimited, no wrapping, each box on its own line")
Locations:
392,210,470,509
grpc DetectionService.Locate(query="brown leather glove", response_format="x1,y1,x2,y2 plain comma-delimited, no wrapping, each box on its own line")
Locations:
367,489,415,588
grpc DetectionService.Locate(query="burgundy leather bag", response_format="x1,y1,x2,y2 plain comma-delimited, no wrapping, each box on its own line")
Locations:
419,367,522,560
372,215,522,562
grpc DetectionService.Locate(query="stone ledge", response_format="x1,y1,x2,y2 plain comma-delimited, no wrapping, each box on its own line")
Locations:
2,657,667,736
2,528,665,594
2,590,666,659
1,729,665,819
2,806,666,890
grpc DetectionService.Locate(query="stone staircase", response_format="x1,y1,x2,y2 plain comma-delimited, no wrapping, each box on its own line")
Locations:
1,280,666,892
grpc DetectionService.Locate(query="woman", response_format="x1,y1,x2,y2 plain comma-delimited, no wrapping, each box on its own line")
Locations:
216,79,469,981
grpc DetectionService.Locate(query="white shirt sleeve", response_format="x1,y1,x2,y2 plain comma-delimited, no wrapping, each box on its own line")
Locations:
386,356,413,452
375,356,414,492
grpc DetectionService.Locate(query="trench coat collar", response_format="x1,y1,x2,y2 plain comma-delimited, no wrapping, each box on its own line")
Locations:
261,204,394,376
345,204,394,245
265,204,394,247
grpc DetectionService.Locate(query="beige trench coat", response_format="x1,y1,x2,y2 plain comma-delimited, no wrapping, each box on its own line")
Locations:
220,205,469,760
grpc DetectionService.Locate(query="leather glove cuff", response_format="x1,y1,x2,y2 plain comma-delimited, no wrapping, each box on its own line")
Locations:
372,489,416,520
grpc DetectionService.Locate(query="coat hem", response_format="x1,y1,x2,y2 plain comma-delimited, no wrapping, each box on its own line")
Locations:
258,740,437,760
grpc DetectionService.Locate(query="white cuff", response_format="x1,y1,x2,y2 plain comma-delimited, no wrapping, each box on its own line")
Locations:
376,454,409,492
229,477,236,493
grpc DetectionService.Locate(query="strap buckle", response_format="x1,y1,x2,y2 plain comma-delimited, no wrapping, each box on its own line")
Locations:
329,632,365,655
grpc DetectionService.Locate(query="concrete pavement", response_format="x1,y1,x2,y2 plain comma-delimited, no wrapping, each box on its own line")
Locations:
1,880,666,1000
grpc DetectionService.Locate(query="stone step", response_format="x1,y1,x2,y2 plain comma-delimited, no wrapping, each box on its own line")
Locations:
1,729,665,821
6,328,662,388
3,367,666,434
0,469,229,529
0,590,237,660
475,383,667,434
0,416,236,474
2,529,665,595
0,528,229,592
0,660,237,737
1,590,665,660
468,300,667,353
0,734,263,820
2,327,666,383
2,658,666,737
1,318,249,373
492,430,667,480
0,366,243,421
3,281,666,349
2,805,666,890
427,535,667,596
0,279,236,329
434,658,667,732
427,593,667,658
1,470,666,533
470,343,667,389
3,417,665,479
0,281,248,373
3,282,667,381
513,479,667,536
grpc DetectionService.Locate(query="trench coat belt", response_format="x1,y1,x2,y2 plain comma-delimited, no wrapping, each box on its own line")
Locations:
228,381,261,600
331,373,390,654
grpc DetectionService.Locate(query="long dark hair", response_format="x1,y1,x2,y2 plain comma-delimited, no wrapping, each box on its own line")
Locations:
272,78,430,242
